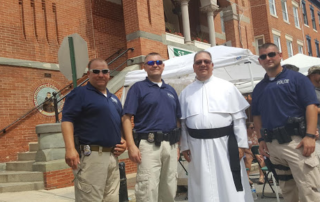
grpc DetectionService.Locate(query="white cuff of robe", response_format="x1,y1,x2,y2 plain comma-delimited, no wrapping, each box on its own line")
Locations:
232,113,249,149
180,119,190,152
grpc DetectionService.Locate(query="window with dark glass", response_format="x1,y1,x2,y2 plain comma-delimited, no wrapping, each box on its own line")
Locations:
307,36,312,56
302,1,308,25
310,6,316,30
315,40,320,57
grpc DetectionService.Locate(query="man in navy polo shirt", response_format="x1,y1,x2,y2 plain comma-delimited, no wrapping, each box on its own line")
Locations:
61,58,126,202
252,43,320,202
122,52,181,202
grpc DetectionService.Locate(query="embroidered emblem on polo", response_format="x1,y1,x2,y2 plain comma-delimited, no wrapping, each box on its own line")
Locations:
167,93,175,99
277,79,289,85
111,97,118,103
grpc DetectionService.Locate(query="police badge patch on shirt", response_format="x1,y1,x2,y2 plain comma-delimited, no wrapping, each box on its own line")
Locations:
111,97,118,104
167,93,175,99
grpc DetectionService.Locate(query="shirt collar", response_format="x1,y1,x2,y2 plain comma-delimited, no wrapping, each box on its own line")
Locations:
195,75,214,84
86,82,110,97
145,77,167,88
263,67,287,82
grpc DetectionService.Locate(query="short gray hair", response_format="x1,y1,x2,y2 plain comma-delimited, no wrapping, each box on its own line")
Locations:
193,51,212,62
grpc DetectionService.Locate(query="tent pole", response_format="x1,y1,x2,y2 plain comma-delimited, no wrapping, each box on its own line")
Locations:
245,61,255,91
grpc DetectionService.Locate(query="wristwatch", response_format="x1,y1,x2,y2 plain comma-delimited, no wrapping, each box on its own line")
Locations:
305,133,316,139
258,137,265,143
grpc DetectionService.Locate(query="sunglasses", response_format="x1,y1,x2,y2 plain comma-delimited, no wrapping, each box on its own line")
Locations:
145,60,163,66
259,52,278,60
89,69,110,74
195,59,212,65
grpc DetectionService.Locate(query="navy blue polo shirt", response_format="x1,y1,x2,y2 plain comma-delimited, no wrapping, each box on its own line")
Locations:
123,77,181,133
252,68,319,130
62,82,122,147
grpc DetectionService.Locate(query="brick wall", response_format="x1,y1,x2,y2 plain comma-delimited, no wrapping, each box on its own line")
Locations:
0,0,128,164
0,65,69,162
301,0,320,57
44,168,74,190
251,0,320,58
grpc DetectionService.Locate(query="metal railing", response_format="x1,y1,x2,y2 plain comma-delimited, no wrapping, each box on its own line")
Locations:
0,47,134,135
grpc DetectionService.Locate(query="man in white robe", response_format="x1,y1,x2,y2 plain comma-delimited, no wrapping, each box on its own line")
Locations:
179,51,253,202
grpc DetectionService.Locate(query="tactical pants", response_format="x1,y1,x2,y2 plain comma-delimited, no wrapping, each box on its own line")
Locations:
316,140,320,166
267,136,320,202
135,140,178,202
73,150,119,202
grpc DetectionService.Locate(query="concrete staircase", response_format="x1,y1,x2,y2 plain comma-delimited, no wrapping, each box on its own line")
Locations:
0,142,44,193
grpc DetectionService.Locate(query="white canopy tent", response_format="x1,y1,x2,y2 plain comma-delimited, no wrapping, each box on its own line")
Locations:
281,53,320,75
122,46,266,103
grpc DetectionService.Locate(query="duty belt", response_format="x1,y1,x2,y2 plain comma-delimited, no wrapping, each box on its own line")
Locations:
134,128,181,147
139,132,171,142
80,145,113,156
187,125,243,192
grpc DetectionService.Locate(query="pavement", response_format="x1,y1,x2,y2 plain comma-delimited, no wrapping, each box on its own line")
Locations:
0,171,284,202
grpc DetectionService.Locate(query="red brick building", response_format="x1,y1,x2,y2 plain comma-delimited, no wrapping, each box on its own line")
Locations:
251,0,320,57
0,0,319,190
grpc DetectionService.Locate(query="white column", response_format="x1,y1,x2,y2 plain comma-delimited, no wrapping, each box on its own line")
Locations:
180,0,191,44
207,11,216,46
201,4,219,47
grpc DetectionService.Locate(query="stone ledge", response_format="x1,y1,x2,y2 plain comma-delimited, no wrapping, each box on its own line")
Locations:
33,159,69,172
35,148,65,162
36,123,62,134
0,57,59,71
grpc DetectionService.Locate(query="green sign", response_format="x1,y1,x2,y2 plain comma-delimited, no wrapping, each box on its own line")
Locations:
173,48,192,57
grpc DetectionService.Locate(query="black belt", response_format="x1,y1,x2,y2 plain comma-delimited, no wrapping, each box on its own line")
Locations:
138,132,171,141
187,125,243,192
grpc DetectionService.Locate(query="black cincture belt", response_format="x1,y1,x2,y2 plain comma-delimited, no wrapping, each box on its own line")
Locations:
187,125,243,192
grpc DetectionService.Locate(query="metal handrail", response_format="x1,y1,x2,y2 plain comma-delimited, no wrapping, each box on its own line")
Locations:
0,47,134,135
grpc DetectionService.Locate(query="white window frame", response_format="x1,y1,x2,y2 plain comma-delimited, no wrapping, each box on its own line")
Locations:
220,12,225,33
286,40,293,57
298,45,303,53
254,35,265,55
281,1,289,22
293,6,300,28
272,29,282,52
269,0,277,16
297,40,304,54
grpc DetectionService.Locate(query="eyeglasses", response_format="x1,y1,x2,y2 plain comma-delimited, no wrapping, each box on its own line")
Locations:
145,60,163,66
195,59,212,65
259,52,278,60
89,69,110,74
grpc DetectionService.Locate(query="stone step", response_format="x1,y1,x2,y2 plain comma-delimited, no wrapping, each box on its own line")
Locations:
29,142,39,152
128,189,136,202
18,152,37,161
6,161,35,171
0,181,44,193
0,171,43,183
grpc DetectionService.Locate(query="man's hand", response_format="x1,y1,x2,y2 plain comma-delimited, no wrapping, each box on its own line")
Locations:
65,148,80,170
182,150,191,162
238,148,245,160
128,145,141,163
296,136,316,157
113,138,127,157
259,141,270,158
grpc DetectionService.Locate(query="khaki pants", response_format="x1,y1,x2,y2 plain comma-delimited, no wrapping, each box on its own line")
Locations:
267,136,320,202
73,151,119,202
135,140,178,202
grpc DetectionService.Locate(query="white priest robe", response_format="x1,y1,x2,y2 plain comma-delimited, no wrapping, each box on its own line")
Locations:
179,76,253,202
